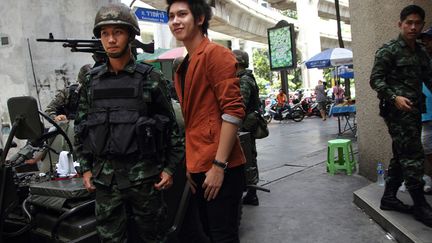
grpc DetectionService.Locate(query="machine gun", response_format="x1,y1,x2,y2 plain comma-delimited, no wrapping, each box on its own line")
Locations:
37,33,154,64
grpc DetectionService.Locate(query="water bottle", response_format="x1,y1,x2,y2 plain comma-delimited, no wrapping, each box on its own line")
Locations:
377,162,385,186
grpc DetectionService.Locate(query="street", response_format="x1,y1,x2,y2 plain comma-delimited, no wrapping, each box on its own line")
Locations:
239,116,394,243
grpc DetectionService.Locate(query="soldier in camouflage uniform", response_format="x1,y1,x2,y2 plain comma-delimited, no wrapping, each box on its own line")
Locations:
45,64,92,122
233,49,261,206
370,5,432,227
74,3,185,242
27,64,92,171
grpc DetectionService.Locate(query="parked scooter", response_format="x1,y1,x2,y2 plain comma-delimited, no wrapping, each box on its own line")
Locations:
263,103,305,123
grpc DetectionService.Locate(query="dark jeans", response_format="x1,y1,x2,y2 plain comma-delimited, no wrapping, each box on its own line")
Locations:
178,193,211,243
190,165,245,243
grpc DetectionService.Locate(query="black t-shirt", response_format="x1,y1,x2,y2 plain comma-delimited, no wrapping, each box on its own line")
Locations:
178,54,190,100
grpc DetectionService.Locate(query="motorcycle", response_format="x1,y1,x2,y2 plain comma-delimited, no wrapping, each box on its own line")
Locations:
263,103,305,123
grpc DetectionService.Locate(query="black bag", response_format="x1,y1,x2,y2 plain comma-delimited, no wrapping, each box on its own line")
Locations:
244,111,269,139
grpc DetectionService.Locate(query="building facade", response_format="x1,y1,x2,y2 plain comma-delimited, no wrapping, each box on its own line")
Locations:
0,0,115,125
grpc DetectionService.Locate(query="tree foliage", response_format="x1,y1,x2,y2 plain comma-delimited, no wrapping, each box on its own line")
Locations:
252,47,304,94
252,48,271,83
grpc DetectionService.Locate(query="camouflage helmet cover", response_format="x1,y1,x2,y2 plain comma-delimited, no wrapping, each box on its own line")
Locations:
93,3,140,38
233,49,249,68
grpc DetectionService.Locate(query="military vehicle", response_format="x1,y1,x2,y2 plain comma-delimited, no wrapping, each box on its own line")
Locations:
0,96,193,242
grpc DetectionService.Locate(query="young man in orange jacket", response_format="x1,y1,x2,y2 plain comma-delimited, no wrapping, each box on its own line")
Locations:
167,0,246,241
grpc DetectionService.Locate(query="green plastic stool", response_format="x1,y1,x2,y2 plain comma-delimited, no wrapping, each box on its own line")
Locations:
327,139,356,175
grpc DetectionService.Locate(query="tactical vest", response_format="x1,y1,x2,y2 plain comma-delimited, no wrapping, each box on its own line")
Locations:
80,63,170,161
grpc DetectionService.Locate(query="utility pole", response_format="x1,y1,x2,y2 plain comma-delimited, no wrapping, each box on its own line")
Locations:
335,0,351,97
335,0,344,48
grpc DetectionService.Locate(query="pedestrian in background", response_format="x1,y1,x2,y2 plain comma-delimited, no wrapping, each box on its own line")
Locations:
167,0,246,242
74,3,184,241
332,81,345,104
315,80,328,120
233,49,261,206
370,5,432,227
420,26,432,187
276,88,288,117
276,88,287,107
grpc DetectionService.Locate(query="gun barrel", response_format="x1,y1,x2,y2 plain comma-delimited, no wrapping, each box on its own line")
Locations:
36,38,100,43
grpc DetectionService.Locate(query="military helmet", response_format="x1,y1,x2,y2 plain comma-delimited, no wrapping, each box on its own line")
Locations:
93,3,140,38
233,49,249,68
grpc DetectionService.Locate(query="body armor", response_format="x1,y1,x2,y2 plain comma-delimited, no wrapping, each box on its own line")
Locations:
79,64,169,161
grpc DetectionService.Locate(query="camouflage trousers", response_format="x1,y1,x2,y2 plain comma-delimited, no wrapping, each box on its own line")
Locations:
245,136,259,185
95,181,167,243
384,110,425,190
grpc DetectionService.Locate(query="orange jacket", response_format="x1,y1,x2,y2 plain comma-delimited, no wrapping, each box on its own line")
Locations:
276,93,287,106
174,38,246,173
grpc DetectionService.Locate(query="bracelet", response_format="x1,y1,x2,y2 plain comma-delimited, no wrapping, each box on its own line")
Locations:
213,159,228,170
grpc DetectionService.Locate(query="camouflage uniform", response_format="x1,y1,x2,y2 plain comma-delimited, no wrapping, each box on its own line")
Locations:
42,65,92,168
370,34,432,190
75,59,185,242
45,64,92,120
238,69,260,185
45,88,72,120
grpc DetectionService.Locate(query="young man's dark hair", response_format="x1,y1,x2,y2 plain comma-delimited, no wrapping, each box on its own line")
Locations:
400,4,425,21
166,0,212,35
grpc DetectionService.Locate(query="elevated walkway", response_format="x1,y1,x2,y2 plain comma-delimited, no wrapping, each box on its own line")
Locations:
267,0,350,23
142,0,350,46
354,184,432,243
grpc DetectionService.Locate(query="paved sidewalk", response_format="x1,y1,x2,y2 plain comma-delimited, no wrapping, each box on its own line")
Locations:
239,117,394,243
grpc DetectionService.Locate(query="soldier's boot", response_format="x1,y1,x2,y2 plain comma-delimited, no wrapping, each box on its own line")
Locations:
380,181,413,214
243,189,259,206
409,188,432,227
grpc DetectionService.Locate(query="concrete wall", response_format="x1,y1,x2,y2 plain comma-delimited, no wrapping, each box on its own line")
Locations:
349,0,432,181
0,0,117,124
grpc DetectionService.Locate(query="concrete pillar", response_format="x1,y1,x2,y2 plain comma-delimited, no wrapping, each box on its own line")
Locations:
349,0,432,181
296,0,323,88
231,38,241,50
243,41,256,72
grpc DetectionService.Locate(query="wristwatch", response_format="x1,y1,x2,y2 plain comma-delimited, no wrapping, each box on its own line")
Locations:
213,159,229,170
389,94,397,103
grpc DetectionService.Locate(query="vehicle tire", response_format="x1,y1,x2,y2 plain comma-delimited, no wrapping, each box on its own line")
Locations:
264,115,272,124
292,110,305,122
